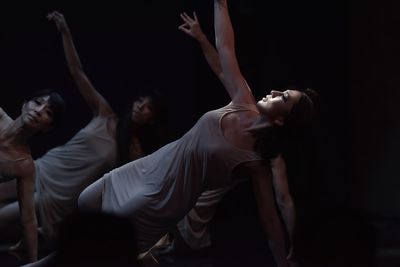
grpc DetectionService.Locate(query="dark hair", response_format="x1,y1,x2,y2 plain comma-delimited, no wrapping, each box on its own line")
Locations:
55,211,138,267
25,89,66,130
285,88,319,130
251,125,282,160
253,88,319,160
116,90,169,166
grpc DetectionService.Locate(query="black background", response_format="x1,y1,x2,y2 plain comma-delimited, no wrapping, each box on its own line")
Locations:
1,0,399,259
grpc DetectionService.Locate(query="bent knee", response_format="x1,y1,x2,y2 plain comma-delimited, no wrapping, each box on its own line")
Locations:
77,188,91,211
78,180,104,212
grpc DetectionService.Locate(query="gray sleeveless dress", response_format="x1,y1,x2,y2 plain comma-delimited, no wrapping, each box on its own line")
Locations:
35,115,118,237
101,103,262,252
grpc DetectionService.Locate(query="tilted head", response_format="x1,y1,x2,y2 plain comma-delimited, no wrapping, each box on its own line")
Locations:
22,89,66,132
130,90,167,126
253,88,319,159
117,89,169,165
256,88,318,128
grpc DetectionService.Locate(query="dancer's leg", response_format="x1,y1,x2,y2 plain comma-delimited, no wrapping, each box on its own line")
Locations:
77,178,105,212
176,186,231,250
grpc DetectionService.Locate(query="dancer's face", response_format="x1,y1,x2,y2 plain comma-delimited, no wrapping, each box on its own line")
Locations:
131,96,156,125
256,90,302,125
22,95,54,131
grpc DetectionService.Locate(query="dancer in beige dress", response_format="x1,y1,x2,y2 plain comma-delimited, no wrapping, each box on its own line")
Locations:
172,12,298,260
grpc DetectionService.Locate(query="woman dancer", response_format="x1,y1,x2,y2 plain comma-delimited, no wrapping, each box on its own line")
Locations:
0,89,65,262
170,11,298,260
78,2,316,267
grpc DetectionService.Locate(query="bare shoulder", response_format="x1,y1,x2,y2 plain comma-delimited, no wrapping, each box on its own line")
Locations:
106,113,119,136
240,160,270,175
231,89,257,107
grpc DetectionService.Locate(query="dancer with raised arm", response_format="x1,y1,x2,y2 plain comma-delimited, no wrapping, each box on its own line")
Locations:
78,4,316,267
0,11,168,250
174,10,299,263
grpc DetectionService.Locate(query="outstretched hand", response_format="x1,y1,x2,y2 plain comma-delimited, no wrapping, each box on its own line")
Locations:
47,11,69,33
178,12,205,41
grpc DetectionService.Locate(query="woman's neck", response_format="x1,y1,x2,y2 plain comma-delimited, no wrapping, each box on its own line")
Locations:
244,114,273,134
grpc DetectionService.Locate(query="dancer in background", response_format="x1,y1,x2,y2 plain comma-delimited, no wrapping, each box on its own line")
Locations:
0,89,65,262
0,10,168,250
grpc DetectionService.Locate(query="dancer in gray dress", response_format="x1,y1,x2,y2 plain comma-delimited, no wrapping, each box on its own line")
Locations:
0,11,168,245
0,90,65,262
78,2,317,267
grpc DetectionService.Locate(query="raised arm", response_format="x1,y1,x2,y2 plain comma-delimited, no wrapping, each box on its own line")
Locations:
17,160,37,262
47,11,113,117
213,0,255,104
247,161,289,267
179,12,224,82
271,155,297,261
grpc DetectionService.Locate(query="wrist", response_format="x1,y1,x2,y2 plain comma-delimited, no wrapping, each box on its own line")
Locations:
196,33,207,43
61,27,71,35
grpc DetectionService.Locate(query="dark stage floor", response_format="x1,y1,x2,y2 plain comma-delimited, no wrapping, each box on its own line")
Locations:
1,216,400,267
1,243,275,267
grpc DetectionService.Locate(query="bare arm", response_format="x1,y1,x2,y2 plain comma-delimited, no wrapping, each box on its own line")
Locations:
247,161,289,267
271,155,296,260
17,160,37,262
47,11,113,117
179,12,224,82
214,0,255,104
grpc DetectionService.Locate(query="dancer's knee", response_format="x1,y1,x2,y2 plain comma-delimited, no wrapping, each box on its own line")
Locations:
78,180,103,212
